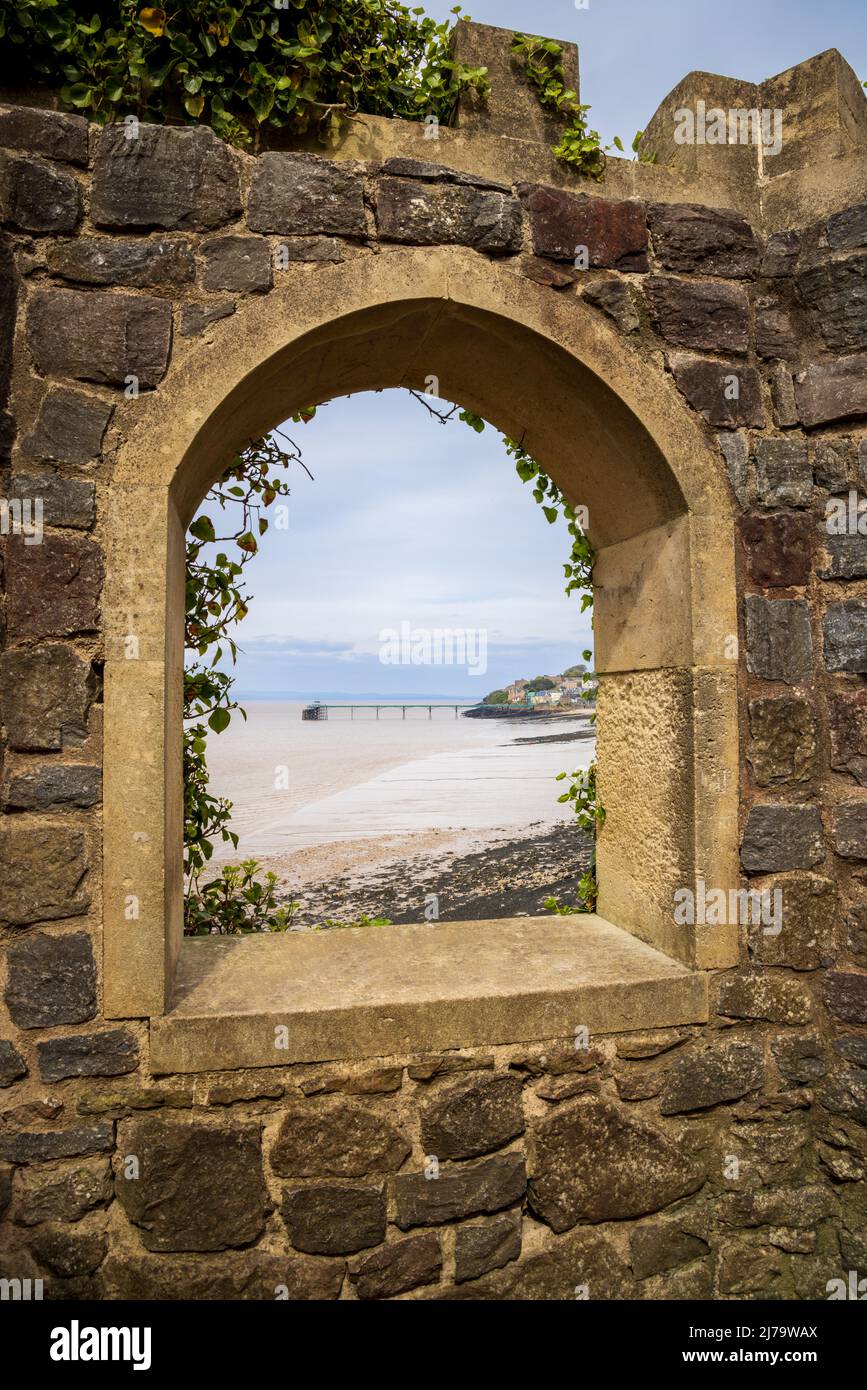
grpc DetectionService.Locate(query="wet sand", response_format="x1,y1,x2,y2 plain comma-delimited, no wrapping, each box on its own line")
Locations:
204,701,595,921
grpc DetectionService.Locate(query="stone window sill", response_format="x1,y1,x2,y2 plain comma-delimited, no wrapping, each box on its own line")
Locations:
149,915,708,1074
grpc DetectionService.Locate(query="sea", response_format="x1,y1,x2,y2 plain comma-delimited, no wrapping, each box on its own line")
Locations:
203,698,596,861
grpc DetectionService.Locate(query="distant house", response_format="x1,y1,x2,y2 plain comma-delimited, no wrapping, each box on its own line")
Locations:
505,679,529,704
531,688,562,707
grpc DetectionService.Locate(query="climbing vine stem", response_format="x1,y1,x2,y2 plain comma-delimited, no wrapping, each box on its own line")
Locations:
184,425,310,933
510,31,655,178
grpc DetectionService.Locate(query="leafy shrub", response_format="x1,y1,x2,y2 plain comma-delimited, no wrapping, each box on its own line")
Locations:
0,1,489,146
185,858,300,935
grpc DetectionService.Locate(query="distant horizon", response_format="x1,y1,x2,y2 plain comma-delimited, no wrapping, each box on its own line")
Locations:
232,690,487,701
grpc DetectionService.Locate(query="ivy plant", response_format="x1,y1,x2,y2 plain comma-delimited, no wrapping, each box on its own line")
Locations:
0,1,489,146
185,859,300,936
184,426,308,932
510,31,654,179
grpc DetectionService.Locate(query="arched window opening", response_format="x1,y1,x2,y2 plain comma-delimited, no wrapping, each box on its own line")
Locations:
182,388,599,940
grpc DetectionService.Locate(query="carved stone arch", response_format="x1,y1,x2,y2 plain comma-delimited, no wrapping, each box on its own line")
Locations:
103,245,738,1018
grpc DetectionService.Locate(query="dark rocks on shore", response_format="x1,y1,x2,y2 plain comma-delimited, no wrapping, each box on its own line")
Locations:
281,821,593,928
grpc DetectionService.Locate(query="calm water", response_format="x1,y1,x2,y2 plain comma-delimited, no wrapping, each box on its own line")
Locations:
204,700,595,857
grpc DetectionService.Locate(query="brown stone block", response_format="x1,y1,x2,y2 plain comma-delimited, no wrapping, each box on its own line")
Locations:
833,800,867,859
270,1100,410,1178
659,1040,764,1113
248,152,365,237
797,253,867,353
282,1182,385,1255
795,356,867,428
26,287,172,387
755,298,802,361
6,534,103,636
0,153,81,233
0,105,89,165
101,1250,344,1300
716,971,812,1024
743,594,814,683
5,930,97,1028
829,689,867,784
825,970,867,1024
529,1095,704,1228
823,600,867,672
454,1213,520,1284
377,176,521,253
394,1153,525,1229
649,202,758,278
739,513,813,587
0,825,90,926
647,275,750,353
747,695,817,783
753,437,812,507
0,644,94,750
420,1072,524,1160
48,236,196,288
37,1029,139,1082
351,1232,442,1298
92,124,240,230
668,354,763,426
201,234,272,293
13,1157,112,1226
0,1041,27,1088
741,804,825,872
115,1117,269,1252
519,185,647,270
21,385,113,466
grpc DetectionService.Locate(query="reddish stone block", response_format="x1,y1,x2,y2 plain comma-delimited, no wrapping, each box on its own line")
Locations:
6,535,103,636
519,185,648,271
739,513,814,587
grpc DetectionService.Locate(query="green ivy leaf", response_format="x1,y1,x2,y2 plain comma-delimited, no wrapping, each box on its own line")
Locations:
248,86,275,122
189,515,216,543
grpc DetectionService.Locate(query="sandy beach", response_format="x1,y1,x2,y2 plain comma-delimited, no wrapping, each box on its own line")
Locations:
203,700,595,922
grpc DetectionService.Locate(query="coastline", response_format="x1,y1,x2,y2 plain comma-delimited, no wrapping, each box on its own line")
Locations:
204,703,596,924
272,819,593,927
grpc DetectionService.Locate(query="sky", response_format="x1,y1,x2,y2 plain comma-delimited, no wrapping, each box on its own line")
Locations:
427,0,867,150
203,391,591,698
195,0,865,699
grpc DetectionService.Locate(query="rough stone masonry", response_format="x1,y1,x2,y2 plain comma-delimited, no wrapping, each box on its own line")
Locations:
0,24,866,1300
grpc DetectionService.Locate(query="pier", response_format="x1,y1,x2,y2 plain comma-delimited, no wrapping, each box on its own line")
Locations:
302,701,480,720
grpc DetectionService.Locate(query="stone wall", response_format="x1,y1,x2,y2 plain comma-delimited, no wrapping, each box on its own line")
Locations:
1,30,866,1300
